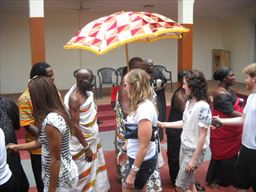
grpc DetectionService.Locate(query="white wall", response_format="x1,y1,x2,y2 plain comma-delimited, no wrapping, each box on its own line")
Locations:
222,7,256,82
1,8,32,94
193,19,224,79
0,6,255,94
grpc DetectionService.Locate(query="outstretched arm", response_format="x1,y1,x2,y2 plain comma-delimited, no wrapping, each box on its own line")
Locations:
214,115,244,127
7,140,41,151
158,120,183,129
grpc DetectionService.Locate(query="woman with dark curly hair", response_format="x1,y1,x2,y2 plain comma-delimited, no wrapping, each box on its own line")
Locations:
158,70,212,192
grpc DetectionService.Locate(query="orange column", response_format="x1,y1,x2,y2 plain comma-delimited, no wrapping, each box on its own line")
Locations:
29,0,45,65
177,0,194,71
29,18,45,64
178,24,193,71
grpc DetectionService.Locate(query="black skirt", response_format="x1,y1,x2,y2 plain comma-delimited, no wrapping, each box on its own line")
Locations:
205,155,237,186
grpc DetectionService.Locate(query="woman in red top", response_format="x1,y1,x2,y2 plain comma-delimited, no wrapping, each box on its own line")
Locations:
206,68,244,188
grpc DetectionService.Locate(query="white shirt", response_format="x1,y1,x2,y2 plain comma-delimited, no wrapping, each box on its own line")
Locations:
181,100,212,150
242,93,256,149
0,128,12,185
127,100,157,160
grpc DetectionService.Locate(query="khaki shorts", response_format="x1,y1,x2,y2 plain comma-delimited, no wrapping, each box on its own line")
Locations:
175,145,205,190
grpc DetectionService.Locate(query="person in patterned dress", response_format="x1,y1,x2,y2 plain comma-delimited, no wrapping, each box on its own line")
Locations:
8,76,78,192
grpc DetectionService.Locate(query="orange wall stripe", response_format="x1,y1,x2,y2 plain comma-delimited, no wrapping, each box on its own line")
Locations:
29,17,45,65
178,24,193,71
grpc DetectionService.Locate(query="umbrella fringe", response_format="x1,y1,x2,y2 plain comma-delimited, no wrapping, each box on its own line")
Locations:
64,28,190,55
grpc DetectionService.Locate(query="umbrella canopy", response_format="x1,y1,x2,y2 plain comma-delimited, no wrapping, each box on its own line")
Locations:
64,11,189,55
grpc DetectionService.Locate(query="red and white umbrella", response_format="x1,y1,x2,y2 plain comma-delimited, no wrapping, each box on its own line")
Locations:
64,11,189,57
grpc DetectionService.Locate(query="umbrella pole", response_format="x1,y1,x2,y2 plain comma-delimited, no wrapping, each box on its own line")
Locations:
125,44,129,70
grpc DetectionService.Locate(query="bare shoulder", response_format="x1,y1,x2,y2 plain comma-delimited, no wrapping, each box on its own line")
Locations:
213,87,228,97
68,92,82,108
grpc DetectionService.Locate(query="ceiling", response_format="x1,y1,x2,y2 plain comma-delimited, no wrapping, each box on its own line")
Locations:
1,0,256,20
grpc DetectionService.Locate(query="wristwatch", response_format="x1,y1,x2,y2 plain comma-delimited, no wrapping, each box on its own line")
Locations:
131,164,140,172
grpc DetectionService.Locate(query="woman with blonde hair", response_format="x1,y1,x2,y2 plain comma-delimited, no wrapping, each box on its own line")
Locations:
118,69,158,191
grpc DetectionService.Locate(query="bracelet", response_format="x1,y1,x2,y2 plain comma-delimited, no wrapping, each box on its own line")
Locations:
131,164,140,172
84,145,90,151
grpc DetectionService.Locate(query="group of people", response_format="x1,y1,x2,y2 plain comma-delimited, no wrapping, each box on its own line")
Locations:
158,64,256,192
112,57,256,192
0,59,255,192
113,57,211,192
1,62,109,192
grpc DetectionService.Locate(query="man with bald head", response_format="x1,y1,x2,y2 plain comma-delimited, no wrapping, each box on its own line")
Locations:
64,69,110,192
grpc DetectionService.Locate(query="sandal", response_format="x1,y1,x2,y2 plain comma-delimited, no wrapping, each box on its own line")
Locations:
209,183,219,189
195,181,205,192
